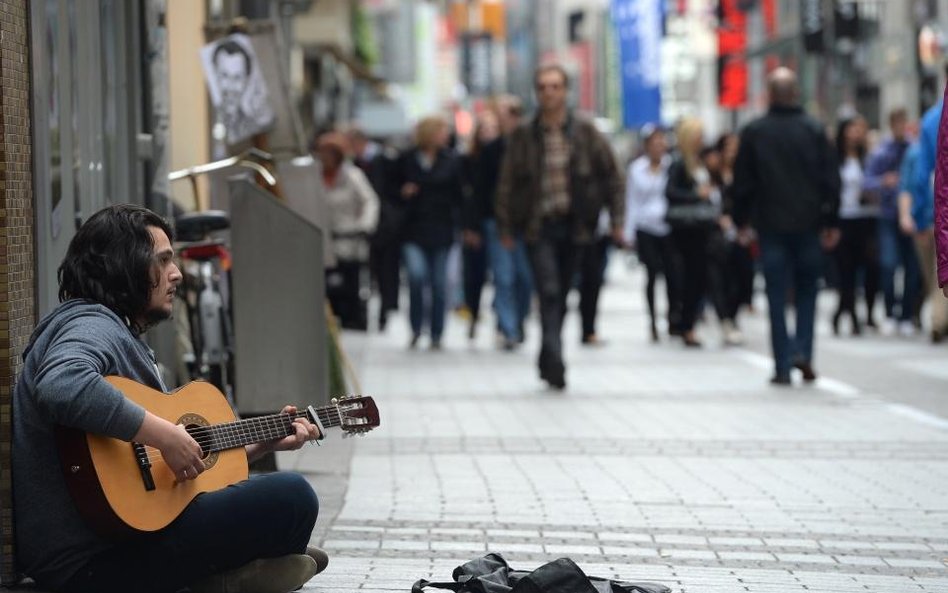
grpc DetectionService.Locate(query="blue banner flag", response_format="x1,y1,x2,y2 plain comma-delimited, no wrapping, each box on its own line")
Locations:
612,0,663,129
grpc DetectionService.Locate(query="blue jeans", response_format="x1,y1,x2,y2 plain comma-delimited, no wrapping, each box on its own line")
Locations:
485,220,533,340
64,473,318,593
403,242,449,341
759,231,822,377
878,218,920,322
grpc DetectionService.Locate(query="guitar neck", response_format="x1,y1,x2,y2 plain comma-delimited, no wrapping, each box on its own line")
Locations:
200,405,341,453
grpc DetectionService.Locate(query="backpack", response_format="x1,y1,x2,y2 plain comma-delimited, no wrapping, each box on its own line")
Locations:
411,553,670,593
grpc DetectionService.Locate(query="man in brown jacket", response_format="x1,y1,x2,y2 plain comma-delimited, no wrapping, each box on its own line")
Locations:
495,64,625,389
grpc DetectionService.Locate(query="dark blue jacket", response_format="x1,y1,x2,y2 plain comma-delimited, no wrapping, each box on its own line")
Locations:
863,137,910,221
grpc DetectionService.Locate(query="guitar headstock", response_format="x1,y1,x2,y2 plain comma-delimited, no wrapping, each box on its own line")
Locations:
332,395,380,435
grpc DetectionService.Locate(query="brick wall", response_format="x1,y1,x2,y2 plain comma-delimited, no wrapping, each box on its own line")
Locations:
0,0,34,584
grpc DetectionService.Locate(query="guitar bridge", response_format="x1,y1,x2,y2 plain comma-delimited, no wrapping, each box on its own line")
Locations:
133,442,156,491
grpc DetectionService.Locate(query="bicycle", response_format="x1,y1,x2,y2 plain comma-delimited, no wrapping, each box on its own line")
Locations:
174,210,235,403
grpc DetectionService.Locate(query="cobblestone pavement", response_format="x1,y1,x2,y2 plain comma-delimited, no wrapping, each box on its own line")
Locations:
286,260,948,593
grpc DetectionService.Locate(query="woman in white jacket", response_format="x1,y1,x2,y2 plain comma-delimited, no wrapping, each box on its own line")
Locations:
315,131,380,329
625,125,680,341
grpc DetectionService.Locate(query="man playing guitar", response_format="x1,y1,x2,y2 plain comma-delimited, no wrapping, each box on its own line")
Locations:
14,204,327,593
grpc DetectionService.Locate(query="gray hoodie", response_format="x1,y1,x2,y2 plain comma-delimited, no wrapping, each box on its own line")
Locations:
13,300,163,589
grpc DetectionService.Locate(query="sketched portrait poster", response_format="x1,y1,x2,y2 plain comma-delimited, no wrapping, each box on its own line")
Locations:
200,34,276,145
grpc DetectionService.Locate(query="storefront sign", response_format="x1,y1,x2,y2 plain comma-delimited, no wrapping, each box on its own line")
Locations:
718,0,747,108
801,0,824,53
611,0,662,128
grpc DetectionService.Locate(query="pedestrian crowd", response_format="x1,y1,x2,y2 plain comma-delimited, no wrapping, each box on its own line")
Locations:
315,63,948,390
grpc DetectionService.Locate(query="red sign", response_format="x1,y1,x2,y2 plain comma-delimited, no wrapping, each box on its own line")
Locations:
570,42,595,112
717,0,747,108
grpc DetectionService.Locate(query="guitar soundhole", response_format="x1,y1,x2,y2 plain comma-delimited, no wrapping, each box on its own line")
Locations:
179,413,220,470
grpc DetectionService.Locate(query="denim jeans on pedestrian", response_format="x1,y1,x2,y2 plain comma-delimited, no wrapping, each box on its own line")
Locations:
485,219,533,341
878,218,920,322
64,473,318,593
759,231,822,378
528,219,578,379
402,242,449,342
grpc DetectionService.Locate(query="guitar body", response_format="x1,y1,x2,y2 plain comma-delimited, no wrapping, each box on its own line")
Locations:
57,377,249,539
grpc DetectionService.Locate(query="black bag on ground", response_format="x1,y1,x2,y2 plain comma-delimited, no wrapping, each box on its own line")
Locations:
411,553,669,593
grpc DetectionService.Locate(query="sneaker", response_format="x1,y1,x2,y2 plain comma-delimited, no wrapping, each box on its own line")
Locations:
721,320,744,346
189,554,318,593
880,318,897,337
898,320,917,337
793,360,817,383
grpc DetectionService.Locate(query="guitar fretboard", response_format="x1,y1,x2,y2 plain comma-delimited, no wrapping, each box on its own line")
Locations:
196,406,342,452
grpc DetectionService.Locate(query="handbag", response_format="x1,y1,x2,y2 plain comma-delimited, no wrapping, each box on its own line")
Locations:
665,200,719,228
411,553,670,593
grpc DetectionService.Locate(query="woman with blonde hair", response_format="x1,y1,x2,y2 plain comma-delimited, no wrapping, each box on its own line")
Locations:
393,115,463,349
665,117,719,347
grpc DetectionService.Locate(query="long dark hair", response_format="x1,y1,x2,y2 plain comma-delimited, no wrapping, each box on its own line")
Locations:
835,116,866,164
58,204,173,329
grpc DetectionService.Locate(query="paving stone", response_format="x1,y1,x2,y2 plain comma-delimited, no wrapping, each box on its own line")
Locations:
717,551,777,562
542,530,596,539
834,555,888,567
602,546,661,557
774,553,837,564
486,529,541,538
763,538,821,549
430,541,488,552
323,539,382,549
663,549,718,560
381,540,430,551
709,536,764,546
543,544,602,555
883,558,947,569
598,532,654,543
818,539,877,550
491,543,545,554
874,541,932,552
655,535,709,546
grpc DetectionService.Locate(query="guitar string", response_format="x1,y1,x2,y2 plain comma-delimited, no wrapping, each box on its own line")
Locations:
131,408,366,465
136,413,344,461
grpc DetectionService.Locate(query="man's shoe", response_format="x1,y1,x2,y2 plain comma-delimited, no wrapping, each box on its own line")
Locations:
770,374,792,386
539,363,566,390
793,360,817,383
306,546,329,575
682,332,702,348
545,374,566,390
581,333,605,346
190,554,318,593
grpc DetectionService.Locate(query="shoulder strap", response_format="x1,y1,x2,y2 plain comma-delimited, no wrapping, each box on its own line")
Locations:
412,579,464,593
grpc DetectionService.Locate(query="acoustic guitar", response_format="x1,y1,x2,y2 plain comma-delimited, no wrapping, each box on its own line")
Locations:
55,376,379,539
